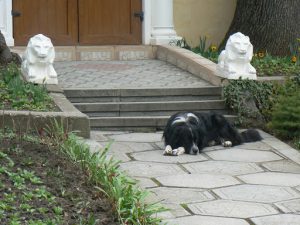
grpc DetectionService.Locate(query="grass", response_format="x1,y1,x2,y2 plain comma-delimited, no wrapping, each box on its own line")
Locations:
0,63,55,111
47,121,167,225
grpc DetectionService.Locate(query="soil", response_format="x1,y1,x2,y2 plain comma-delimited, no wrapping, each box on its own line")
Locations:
0,138,119,224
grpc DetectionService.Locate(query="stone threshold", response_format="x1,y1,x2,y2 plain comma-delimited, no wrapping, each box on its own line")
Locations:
0,85,90,138
11,45,157,62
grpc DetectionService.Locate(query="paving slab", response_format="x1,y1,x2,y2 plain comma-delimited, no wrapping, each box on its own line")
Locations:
109,132,162,142
251,214,300,225
90,131,108,141
233,142,273,151
156,174,240,189
134,177,158,189
238,172,300,187
119,161,186,178
98,141,154,153
188,200,278,218
206,148,283,162
262,160,300,173
166,215,249,225
158,203,191,219
131,150,207,163
213,184,300,203
183,161,263,175
150,187,214,204
275,199,300,213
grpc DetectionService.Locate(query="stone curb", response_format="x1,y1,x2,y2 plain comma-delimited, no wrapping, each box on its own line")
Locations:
0,85,90,138
156,45,225,86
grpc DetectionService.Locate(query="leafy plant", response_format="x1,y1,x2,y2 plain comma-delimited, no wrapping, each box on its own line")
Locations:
0,63,55,111
47,122,167,225
192,36,219,63
223,79,275,125
251,52,300,76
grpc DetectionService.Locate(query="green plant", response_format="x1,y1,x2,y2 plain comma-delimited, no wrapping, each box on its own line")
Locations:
268,84,300,140
192,36,219,63
251,53,300,76
47,121,167,225
223,79,275,125
0,63,55,111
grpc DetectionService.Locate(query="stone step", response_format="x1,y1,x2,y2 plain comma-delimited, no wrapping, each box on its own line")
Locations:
64,86,222,103
73,100,226,115
90,115,237,131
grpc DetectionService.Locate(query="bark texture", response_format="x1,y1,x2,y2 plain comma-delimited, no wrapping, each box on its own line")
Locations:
220,0,300,56
0,31,21,66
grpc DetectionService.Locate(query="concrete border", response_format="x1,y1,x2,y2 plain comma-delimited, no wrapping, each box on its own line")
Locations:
0,85,90,138
156,45,225,86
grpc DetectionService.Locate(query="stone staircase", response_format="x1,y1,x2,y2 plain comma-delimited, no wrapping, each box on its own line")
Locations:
64,86,235,131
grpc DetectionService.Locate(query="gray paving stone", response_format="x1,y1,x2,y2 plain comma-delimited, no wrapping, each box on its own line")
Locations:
262,160,300,173
251,214,300,225
214,184,300,203
109,132,162,143
150,187,214,204
262,138,300,165
56,60,211,89
188,200,278,218
183,161,263,175
90,131,108,141
107,152,131,163
156,174,240,188
158,203,191,218
131,150,207,163
297,186,300,192
119,161,185,178
98,141,154,153
134,177,158,189
234,142,273,151
206,149,282,162
275,199,300,213
238,172,300,187
167,215,250,225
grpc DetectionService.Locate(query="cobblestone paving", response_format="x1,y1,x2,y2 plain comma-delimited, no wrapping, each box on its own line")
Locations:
84,130,300,225
54,60,212,89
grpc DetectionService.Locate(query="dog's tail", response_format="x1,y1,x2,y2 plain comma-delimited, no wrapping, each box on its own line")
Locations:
240,129,262,143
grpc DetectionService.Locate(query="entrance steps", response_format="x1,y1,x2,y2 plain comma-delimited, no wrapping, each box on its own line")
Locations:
64,86,236,131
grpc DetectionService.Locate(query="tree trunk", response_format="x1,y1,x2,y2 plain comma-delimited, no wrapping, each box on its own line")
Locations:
220,0,300,56
0,31,21,66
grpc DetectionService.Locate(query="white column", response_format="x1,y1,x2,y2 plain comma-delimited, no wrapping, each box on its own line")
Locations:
0,0,14,46
150,0,180,45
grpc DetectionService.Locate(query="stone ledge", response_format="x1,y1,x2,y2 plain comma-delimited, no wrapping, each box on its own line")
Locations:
0,86,90,138
11,45,157,62
156,45,225,86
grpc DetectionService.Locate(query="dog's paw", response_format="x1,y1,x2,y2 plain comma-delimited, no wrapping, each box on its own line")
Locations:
222,141,232,147
163,145,173,155
177,147,185,155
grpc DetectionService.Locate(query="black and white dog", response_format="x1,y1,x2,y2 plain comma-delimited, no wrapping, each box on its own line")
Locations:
163,112,262,155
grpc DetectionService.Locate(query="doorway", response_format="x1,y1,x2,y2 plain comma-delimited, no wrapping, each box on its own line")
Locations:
13,0,142,46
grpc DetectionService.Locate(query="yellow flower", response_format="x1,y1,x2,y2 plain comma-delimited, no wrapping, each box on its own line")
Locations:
291,55,297,63
210,45,217,52
258,52,265,58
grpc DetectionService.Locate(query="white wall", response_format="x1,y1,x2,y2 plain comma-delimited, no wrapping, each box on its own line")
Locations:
0,0,14,46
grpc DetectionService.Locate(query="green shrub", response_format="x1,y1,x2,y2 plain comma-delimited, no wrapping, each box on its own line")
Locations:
0,63,54,111
268,76,300,139
223,79,275,125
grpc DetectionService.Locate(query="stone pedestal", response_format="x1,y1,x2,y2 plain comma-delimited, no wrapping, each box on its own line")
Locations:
150,0,181,45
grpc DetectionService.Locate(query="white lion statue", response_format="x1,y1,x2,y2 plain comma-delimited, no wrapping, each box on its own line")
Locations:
21,34,58,84
217,32,257,80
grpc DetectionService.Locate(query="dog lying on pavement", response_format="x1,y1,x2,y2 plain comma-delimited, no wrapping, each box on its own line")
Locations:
163,112,262,156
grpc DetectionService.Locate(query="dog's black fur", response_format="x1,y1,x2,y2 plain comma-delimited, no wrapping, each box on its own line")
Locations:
163,112,262,155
